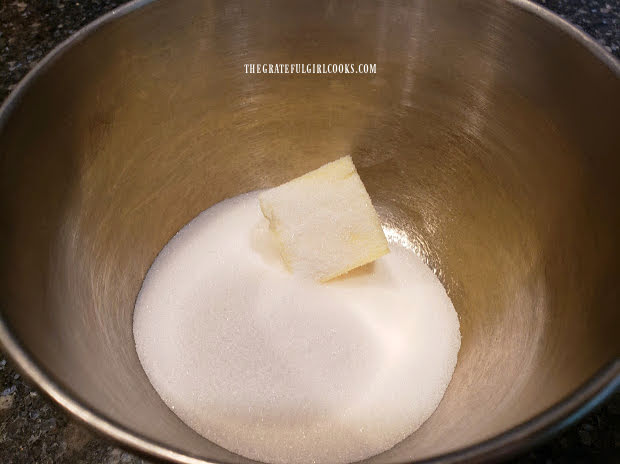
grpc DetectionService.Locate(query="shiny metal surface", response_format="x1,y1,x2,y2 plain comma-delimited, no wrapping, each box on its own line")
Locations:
0,0,618,462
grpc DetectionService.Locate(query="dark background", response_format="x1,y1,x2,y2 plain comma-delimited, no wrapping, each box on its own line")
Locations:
0,0,618,462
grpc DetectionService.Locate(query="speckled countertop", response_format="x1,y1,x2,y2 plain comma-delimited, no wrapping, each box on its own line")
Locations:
1,0,619,463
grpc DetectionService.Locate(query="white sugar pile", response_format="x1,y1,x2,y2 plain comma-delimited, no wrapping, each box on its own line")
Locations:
133,191,461,463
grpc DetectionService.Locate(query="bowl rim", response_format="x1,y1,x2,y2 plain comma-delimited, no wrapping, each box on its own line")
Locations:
0,0,618,462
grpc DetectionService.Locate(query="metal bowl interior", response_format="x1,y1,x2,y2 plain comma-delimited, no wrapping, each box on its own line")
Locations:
0,0,618,462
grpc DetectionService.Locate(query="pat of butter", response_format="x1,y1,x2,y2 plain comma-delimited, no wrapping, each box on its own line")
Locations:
259,156,389,282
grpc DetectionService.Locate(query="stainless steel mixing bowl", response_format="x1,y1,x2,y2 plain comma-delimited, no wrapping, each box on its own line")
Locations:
0,0,618,462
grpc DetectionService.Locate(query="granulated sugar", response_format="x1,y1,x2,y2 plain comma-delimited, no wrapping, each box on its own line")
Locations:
133,191,461,463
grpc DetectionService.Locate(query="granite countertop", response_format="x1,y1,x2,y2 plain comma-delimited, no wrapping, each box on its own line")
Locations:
0,0,618,463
